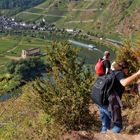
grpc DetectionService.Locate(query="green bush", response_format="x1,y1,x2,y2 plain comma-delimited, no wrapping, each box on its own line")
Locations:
116,40,140,75
0,57,46,92
32,41,95,130
115,39,140,108
6,57,46,81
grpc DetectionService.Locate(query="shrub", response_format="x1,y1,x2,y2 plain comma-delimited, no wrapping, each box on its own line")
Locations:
115,39,140,108
115,40,140,75
6,57,46,81
32,41,95,130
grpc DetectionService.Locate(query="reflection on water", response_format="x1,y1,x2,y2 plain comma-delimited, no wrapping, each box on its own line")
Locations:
69,39,103,54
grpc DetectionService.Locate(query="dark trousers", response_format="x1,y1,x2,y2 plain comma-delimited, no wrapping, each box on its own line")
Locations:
108,93,123,128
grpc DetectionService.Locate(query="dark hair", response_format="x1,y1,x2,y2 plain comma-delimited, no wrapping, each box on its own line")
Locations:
119,61,129,69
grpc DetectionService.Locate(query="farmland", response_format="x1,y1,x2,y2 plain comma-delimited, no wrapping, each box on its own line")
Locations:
0,34,115,73
0,36,50,65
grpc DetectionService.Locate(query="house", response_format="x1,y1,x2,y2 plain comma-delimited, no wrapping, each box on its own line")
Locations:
21,48,41,59
65,29,74,33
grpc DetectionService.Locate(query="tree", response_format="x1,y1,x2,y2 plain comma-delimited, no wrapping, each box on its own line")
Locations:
6,57,46,81
32,41,95,130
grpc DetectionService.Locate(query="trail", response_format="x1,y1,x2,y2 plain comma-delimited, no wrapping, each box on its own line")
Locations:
69,8,102,12
62,131,140,140
66,20,94,24
20,11,66,18
94,131,140,140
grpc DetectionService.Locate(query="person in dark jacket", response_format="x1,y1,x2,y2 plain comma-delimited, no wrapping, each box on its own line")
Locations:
100,61,140,133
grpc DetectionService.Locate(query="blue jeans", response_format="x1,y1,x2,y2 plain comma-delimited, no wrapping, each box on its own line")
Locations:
99,106,111,132
99,105,122,133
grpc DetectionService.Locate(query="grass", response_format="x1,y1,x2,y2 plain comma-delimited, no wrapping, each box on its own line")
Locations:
0,36,51,65
14,12,43,22
43,16,62,23
0,56,10,65
0,82,63,139
27,7,46,14
0,37,19,54
37,0,52,9
20,37,49,45
125,0,140,16
106,33,123,41
0,34,116,74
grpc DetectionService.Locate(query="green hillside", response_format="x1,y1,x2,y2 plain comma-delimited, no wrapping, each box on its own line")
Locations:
9,0,139,40
1,1,140,139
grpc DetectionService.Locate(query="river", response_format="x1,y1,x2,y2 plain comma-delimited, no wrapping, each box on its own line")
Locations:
69,39,103,54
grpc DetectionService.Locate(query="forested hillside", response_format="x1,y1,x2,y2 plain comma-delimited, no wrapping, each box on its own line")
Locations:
0,0,45,9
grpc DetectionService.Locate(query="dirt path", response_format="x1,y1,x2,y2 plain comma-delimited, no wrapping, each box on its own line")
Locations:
5,55,21,60
21,11,66,18
71,8,102,12
62,131,140,140
94,131,140,140
66,20,94,23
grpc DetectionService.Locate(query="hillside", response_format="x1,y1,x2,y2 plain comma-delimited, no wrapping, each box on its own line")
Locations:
0,0,45,9
7,0,139,40
0,1,140,139
0,37,140,140
1,83,140,139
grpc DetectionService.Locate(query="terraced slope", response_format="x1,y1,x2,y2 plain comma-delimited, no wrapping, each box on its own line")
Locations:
0,0,140,39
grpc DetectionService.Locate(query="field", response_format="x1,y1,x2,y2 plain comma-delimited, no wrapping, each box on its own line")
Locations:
0,36,51,66
0,34,115,74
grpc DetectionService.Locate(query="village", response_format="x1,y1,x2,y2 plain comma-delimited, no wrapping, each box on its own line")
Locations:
0,16,81,34
0,16,56,31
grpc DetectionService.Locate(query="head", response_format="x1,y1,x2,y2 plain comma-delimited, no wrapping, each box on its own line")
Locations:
118,61,129,75
104,51,110,59
111,61,121,70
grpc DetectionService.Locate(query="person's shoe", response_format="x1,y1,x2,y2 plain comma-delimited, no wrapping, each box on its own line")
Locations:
101,127,107,133
112,126,122,133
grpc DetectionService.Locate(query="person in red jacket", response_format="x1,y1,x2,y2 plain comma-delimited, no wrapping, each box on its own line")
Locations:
95,51,111,76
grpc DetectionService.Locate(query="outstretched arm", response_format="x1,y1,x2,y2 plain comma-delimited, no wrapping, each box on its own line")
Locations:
120,70,140,87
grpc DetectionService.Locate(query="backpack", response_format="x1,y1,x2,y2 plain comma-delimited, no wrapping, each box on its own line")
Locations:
95,58,105,76
91,71,117,106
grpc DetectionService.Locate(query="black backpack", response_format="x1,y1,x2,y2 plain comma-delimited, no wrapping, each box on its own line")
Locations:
91,72,117,106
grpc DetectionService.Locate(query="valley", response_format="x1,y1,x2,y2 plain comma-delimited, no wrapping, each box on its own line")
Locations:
0,0,140,139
